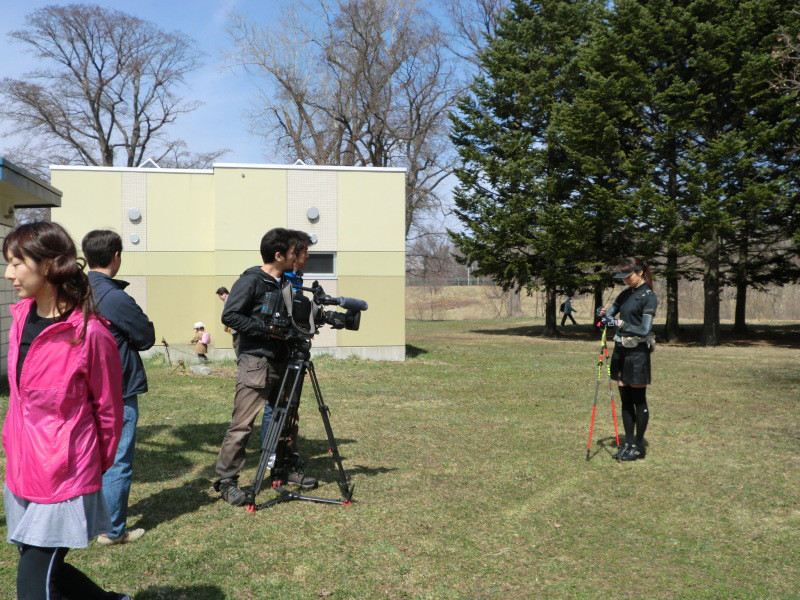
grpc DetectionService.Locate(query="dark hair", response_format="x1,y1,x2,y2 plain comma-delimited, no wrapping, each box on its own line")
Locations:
290,230,313,253
616,256,654,289
3,222,95,339
215,286,229,296
259,228,294,264
81,229,123,268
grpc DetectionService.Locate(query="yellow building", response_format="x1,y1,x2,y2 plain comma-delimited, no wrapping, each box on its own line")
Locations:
50,163,406,362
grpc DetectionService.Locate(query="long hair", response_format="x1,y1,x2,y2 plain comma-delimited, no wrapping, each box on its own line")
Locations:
616,256,654,289
3,222,96,340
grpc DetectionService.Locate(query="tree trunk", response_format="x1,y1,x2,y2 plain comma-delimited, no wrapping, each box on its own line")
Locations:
543,284,558,337
664,245,680,342
507,288,522,317
702,228,721,346
665,142,681,342
593,283,604,316
733,237,748,333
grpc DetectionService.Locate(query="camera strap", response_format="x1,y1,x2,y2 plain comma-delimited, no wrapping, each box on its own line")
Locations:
281,281,316,335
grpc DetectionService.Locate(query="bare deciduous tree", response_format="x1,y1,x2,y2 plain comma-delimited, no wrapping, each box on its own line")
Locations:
774,24,800,96
406,233,460,282
226,0,459,237
0,4,226,173
445,0,511,70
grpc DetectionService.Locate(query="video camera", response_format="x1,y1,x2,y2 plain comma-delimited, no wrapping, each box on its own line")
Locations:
264,280,367,339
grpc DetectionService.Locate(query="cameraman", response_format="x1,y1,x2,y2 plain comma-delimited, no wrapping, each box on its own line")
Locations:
259,230,313,445
213,228,317,506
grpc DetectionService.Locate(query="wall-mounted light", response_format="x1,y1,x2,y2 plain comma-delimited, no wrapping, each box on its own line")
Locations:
130,234,140,244
128,208,142,222
307,206,320,221
310,234,318,245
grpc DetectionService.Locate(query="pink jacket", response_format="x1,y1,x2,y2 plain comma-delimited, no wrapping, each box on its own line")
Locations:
4,298,123,503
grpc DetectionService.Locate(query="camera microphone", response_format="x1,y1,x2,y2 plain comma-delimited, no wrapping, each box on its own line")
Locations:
337,296,368,311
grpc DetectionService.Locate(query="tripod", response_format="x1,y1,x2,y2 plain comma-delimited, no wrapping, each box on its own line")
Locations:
243,338,355,510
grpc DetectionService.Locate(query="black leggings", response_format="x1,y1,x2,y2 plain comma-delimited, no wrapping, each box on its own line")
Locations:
618,386,649,444
17,545,117,600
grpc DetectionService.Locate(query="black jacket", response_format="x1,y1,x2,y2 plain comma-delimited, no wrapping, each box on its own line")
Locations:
221,266,290,361
610,283,657,337
88,271,156,399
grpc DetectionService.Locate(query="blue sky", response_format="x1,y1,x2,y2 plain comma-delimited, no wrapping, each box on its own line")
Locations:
0,0,287,165
0,0,463,234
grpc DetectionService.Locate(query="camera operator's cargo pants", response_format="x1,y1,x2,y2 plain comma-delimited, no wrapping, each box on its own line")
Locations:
215,354,298,481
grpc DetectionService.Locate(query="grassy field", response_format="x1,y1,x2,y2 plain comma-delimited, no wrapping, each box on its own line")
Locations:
1,319,798,599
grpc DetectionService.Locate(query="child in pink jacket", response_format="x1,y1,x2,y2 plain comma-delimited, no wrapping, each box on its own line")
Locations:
190,321,211,363
3,222,129,600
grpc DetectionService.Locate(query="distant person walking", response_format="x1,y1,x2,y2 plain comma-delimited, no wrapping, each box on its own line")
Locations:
83,229,155,546
4,222,130,600
598,257,657,461
561,295,577,326
191,322,210,363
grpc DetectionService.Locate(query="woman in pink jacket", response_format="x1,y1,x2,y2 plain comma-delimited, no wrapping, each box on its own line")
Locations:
3,222,130,600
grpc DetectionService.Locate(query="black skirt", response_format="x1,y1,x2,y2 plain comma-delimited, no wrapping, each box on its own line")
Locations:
609,341,651,386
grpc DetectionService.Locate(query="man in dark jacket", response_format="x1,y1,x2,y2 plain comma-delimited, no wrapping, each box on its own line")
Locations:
83,230,155,545
214,227,317,506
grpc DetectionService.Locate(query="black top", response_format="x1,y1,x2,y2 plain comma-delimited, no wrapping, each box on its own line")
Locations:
17,303,56,385
610,283,657,337
221,266,290,361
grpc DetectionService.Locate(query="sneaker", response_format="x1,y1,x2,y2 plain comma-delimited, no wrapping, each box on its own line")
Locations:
620,442,643,461
286,469,318,490
97,528,145,546
613,442,631,460
217,478,247,506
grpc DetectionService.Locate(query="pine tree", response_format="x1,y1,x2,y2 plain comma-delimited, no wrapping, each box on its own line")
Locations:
681,0,800,344
449,0,601,335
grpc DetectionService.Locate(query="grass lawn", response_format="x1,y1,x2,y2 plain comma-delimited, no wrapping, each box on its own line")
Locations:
1,319,798,599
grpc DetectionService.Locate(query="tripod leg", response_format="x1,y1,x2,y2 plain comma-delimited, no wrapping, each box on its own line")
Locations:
307,361,353,501
248,361,304,499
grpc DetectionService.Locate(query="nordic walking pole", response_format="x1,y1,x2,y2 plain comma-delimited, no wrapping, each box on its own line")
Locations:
606,347,620,447
586,326,609,460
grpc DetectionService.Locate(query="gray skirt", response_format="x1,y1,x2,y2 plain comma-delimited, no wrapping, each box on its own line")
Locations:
4,483,111,548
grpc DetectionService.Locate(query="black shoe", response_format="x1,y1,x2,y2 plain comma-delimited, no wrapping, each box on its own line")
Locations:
286,469,318,490
620,442,643,461
613,442,631,460
217,477,247,506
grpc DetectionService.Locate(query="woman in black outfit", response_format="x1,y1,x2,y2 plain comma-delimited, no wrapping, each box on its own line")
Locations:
598,257,657,461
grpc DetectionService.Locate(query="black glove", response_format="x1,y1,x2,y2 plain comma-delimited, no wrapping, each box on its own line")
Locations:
597,314,617,328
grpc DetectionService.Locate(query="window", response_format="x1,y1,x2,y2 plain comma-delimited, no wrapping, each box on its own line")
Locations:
305,252,335,275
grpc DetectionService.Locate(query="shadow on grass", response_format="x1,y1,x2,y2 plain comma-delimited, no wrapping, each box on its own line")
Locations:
586,436,651,462
472,323,596,338
275,435,397,485
128,421,392,528
472,322,800,348
128,475,218,532
406,343,428,358
133,423,226,483
135,585,224,600
585,436,622,462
